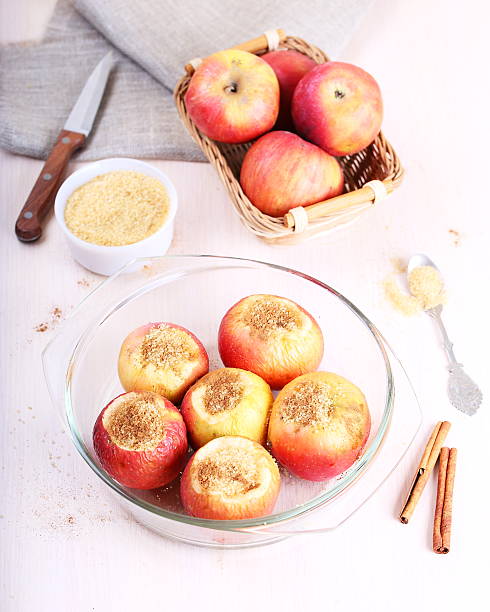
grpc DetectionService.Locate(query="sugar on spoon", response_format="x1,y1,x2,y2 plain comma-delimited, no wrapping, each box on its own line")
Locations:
408,254,482,416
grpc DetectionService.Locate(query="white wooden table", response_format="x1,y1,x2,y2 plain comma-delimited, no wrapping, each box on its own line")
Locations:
1,1,488,610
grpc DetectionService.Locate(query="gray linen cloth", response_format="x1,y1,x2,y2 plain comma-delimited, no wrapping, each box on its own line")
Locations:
0,0,373,161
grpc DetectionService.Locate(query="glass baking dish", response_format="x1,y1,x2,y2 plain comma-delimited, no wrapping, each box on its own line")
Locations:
43,255,421,547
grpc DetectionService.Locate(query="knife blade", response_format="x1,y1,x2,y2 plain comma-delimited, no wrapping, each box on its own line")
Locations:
15,51,114,242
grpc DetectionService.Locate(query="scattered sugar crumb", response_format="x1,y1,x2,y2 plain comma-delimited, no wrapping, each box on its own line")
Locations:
390,257,407,274
77,278,91,288
383,277,420,316
15,470,132,539
33,306,64,334
51,307,62,321
448,228,461,247
142,263,158,277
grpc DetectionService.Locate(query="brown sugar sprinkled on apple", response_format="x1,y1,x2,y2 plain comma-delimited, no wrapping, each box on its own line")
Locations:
280,381,334,428
180,436,280,519
197,447,259,497
139,325,197,372
104,392,166,451
203,370,244,415
181,368,273,449
269,372,371,481
219,295,324,389
243,297,300,336
118,323,209,404
94,391,188,489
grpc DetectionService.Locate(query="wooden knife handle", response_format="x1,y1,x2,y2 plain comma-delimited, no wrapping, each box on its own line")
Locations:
15,129,86,242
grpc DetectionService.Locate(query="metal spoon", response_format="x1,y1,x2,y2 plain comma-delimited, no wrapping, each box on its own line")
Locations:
408,254,482,416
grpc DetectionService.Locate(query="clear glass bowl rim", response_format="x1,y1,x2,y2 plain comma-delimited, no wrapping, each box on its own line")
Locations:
45,254,395,533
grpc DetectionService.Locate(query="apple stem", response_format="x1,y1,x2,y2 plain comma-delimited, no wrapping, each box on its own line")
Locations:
224,82,239,94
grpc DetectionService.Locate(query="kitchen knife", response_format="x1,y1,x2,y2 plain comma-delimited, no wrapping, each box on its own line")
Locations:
15,51,114,242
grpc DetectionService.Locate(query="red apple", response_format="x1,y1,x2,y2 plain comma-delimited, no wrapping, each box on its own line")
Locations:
261,50,316,130
180,436,280,520
184,49,279,143
181,367,273,449
218,294,324,389
93,391,188,489
118,322,209,404
268,372,371,481
292,61,383,156
239,131,343,217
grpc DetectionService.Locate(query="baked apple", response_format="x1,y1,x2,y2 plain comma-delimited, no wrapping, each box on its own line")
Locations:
118,322,209,404
180,436,280,520
181,367,273,449
218,294,324,389
268,372,371,481
93,391,188,489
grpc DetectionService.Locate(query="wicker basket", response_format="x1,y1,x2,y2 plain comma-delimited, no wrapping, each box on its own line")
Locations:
174,29,404,244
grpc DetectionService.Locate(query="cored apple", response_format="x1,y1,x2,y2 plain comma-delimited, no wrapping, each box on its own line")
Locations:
218,294,324,389
268,372,371,481
180,436,280,520
181,367,273,449
261,49,316,130
239,131,343,217
292,61,383,156
184,49,279,143
93,391,188,489
118,322,209,404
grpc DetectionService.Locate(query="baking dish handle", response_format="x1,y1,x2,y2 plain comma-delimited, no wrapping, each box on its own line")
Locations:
42,307,88,427
41,255,221,426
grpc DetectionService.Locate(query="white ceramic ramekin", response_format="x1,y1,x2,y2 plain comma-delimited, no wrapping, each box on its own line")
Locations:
55,158,178,276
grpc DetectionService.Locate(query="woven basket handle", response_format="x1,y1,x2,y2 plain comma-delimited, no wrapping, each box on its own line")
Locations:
185,29,286,74
283,180,391,230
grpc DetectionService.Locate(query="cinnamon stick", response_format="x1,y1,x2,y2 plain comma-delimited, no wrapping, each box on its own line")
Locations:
433,447,449,549
433,447,457,554
399,421,451,523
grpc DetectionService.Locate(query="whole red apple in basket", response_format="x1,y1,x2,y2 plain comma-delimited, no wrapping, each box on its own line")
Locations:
240,131,343,217
261,49,316,130
185,49,279,143
292,61,383,156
